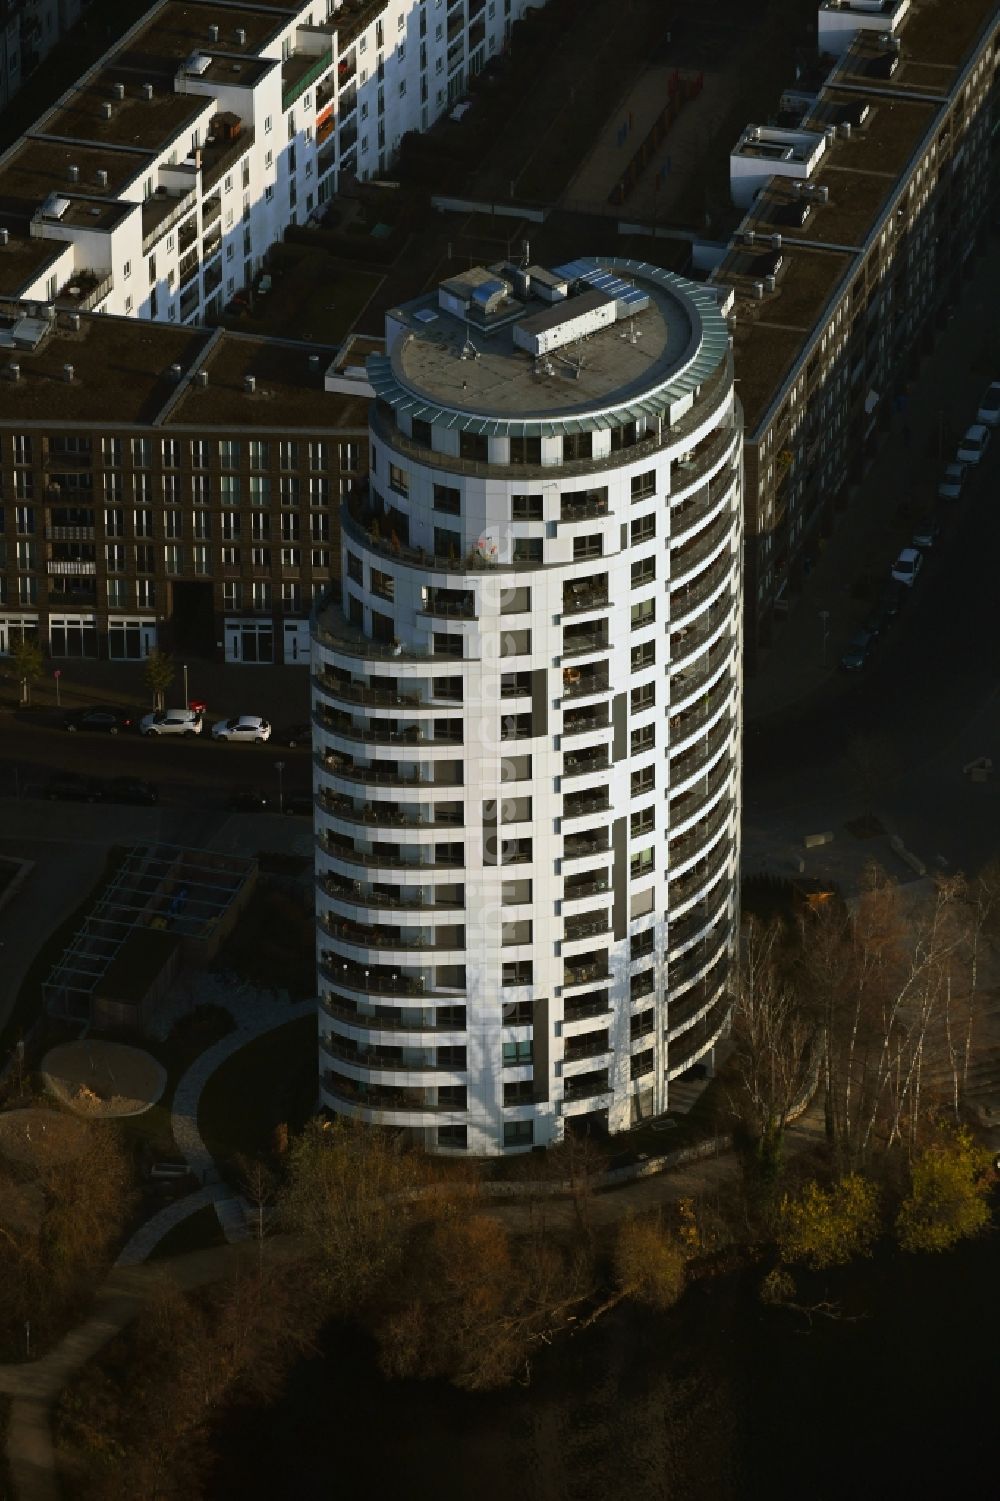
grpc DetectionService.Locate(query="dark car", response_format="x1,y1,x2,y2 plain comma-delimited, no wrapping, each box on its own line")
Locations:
274,722,313,748
282,792,314,817
102,776,158,806
227,789,269,812
43,773,104,802
840,629,878,672
64,704,134,734
879,581,909,618
912,517,942,550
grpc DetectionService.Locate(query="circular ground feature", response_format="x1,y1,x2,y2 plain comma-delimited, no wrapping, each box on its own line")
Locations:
42,1041,167,1118
0,1107,91,1168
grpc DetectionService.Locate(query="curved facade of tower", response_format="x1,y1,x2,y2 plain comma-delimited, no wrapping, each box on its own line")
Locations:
313,256,742,1154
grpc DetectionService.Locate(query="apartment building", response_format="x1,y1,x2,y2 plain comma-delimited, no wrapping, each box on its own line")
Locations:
312,256,743,1153
0,306,368,663
1,0,84,113
715,0,1000,664
0,0,537,325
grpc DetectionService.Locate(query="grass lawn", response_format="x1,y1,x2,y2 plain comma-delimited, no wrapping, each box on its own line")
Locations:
148,1202,227,1261
198,1014,317,1170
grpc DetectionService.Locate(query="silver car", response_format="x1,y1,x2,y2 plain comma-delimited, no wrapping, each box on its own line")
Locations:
937,461,967,501
140,708,203,737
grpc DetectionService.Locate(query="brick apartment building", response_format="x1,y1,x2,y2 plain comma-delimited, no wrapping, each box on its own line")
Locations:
714,0,1000,665
0,307,369,664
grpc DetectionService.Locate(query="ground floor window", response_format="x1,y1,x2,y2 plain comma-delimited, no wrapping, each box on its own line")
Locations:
107,617,157,661
282,619,310,665
503,1120,533,1149
0,615,39,654
224,619,273,664
49,614,97,658
437,1125,468,1151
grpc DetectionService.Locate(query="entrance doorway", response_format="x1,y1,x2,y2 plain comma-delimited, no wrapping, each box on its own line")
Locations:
169,581,215,656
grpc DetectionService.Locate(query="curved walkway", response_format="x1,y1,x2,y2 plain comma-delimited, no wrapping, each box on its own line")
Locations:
115,1183,228,1268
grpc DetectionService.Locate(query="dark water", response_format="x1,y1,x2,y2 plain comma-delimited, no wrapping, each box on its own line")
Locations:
210,1231,999,1501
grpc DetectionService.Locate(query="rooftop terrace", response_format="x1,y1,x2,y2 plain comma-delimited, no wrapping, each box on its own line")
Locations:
840,0,1000,84
0,139,149,225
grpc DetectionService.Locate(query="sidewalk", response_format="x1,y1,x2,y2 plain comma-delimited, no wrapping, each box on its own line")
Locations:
745,231,1000,724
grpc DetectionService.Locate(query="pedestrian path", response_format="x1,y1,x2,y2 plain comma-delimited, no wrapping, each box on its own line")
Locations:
114,1183,228,1267
169,994,314,1239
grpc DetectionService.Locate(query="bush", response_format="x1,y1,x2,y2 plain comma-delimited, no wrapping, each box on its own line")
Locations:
778,1174,879,1269
896,1128,994,1254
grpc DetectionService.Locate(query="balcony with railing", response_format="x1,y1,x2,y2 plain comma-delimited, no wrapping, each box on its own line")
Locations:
319,956,438,997
563,873,611,902
564,950,611,989
670,509,736,590
559,489,609,523
201,194,221,232
564,911,610,944
323,1071,467,1114
668,839,734,911
55,269,113,314
562,625,611,660
320,914,466,953
563,1068,611,1103
141,186,197,253
562,705,610,740
562,579,610,618
562,663,610,700
563,989,611,1025
562,789,610,822
563,747,610,781
564,1029,610,1063
321,1034,466,1073
282,44,334,110
322,992,467,1035
669,549,733,623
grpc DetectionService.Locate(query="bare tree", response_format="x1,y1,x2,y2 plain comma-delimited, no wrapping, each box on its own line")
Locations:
729,917,818,1175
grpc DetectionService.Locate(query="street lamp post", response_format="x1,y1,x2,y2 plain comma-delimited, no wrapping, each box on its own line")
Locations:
274,760,285,814
819,609,831,665
183,662,189,707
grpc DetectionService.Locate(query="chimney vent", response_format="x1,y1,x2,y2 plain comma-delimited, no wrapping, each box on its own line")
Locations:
764,274,776,294
101,102,113,120
818,185,830,203
169,363,183,381
235,26,247,45
752,281,764,301
63,363,75,383
68,164,79,184
308,354,320,370
838,121,852,140
113,82,125,100
209,23,220,42
770,233,782,250
244,373,256,394
196,370,209,388
142,82,154,100
68,312,81,331
0,228,8,246
8,362,19,382
97,168,109,189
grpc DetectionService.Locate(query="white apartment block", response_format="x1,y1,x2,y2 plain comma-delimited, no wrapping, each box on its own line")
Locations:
312,256,743,1154
0,0,537,323
0,0,83,113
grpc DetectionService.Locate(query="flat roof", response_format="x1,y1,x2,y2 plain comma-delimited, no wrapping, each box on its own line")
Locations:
167,332,369,429
0,139,150,223
41,70,210,155
388,260,722,423
722,245,853,431
0,237,63,298
115,1,288,78
834,0,998,91
197,51,274,87
1,315,212,424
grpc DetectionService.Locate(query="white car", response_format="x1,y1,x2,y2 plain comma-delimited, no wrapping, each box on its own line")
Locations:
211,714,272,743
891,547,923,587
937,461,967,501
976,382,1000,428
956,423,991,464
140,708,203,737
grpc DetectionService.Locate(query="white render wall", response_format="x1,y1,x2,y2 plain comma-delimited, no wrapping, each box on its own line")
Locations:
14,0,539,320
312,315,743,1154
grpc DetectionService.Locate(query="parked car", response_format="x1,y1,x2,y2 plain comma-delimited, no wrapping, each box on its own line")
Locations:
863,606,893,639
937,461,967,501
211,714,272,743
43,773,103,802
891,547,924,587
840,629,878,672
140,708,202,737
956,423,991,464
274,722,312,748
227,789,269,812
102,776,158,806
976,381,1000,428
282,792,314,817
879,581,909,618
64,704,134,734
912,517,942,549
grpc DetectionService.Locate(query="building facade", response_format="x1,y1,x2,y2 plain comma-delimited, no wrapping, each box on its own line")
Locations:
0,308,368,663
717,0,1000,664
0,0,539,323
313,256,743,1154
